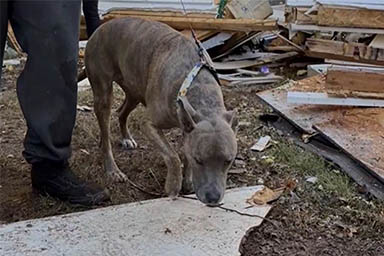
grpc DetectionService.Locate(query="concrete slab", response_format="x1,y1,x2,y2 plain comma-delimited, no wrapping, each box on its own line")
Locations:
0,186,271,256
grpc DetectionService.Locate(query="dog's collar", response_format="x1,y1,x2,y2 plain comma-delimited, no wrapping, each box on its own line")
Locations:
177,62,220,102
177,39,220,103
177,62,204,101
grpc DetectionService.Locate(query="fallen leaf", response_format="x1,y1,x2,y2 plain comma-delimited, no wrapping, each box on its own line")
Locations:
246,186,285,205
285,178,297,192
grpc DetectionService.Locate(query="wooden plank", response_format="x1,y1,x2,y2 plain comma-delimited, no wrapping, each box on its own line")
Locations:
314,109,384,182
257,76,339,134
213,52,298,70
308,64,384,76
285,6,317,25
227,0,272,19
325,59,384,67
287,92,384,107
306,51,384,66
325,67,384,97
106,9,215,18
102,15,277,32
180,30,218,41
305,38,384,66
290,23,384,35
317,0,384,10
317,5,384,29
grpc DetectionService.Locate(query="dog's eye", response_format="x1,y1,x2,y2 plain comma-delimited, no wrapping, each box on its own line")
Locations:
194,158,203,165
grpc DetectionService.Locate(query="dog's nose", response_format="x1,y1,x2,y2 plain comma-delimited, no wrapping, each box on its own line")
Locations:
205,190,221,204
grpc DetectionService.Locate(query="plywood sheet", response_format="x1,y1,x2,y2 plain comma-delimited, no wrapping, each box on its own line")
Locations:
318,5,384,29
258,75,384,183
314,109,384,182
257,75,346,134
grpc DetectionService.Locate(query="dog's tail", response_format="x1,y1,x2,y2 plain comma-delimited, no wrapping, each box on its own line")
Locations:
77,67,87,82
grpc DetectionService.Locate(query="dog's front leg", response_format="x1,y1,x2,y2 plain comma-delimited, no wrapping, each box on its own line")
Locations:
141,117,182,198
182,156,194,194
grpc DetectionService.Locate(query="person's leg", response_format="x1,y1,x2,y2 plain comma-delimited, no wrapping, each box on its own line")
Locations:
83,0,101,38
0,0,9,88
9,0,108,205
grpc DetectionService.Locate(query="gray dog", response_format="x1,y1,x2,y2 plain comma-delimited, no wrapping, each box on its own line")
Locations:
84,17,238,205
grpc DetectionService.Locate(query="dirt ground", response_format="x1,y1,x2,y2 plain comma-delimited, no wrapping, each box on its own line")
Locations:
1,60,384,255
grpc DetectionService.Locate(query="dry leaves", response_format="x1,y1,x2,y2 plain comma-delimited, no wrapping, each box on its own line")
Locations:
246,186,285,205
246,178,297,205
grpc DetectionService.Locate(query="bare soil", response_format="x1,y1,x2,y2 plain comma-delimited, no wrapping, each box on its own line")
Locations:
1,61,384,255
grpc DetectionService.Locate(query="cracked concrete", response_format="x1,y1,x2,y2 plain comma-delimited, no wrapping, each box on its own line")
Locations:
0,186,271,256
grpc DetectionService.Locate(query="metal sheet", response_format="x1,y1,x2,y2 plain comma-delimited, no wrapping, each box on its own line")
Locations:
314,109,384,182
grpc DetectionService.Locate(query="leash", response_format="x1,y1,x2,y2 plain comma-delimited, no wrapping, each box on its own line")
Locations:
176,0,221,103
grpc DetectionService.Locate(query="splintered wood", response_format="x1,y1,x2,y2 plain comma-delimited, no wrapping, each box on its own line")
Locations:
325,67,384,99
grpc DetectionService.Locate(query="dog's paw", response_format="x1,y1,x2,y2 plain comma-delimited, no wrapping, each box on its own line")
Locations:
182,179,194,194
108,169,128,183
121,138,138,150
165,176,182,199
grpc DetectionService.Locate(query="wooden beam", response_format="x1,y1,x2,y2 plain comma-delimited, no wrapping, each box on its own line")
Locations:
102,15,277,32
305,38,384,66
285,6,317,25
213,51,298,70
287,92,384,107
325,67,384,98
318,4,384,29
180,30,218,41
106,9,215,18
290,23,384,35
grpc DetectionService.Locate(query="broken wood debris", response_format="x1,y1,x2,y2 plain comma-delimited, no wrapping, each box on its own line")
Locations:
102,15,277,33
287,92,384,107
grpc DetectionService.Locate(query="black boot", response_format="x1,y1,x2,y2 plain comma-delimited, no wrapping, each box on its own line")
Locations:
31,161,110,206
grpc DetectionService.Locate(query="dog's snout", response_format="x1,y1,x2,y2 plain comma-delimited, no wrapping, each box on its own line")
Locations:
205,190,221,205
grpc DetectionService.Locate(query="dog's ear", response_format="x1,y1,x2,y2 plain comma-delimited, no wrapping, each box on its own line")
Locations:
177,97,200,133
223,109,238,133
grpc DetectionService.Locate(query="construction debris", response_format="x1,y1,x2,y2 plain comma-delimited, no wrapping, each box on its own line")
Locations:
75,0,384,200
251,136,272,152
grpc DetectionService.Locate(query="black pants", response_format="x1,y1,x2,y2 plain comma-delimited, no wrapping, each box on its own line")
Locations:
0,0,81,165
83,0,100,37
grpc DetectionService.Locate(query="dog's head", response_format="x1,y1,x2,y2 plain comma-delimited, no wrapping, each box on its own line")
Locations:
177,98,237,205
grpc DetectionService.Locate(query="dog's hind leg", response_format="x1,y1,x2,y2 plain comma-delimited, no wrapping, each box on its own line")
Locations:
140,115,182,198
118,94,139,150
92,78,128,182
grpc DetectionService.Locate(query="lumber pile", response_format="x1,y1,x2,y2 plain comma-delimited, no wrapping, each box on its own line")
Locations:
285,0,384,66
79,0,299,87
